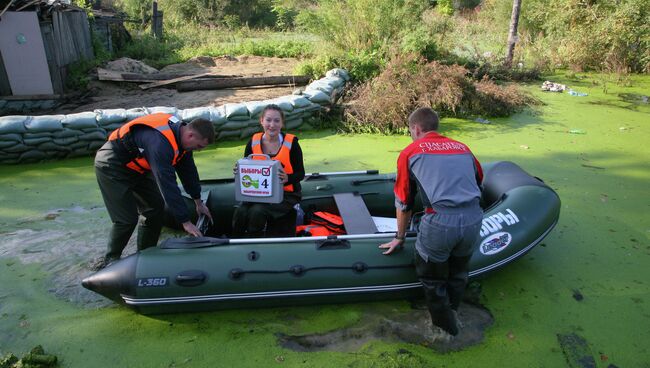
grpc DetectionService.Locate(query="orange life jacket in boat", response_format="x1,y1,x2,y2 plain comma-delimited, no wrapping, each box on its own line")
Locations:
310,211,346,234
296,224,332,237
251,132,296,192
108,113,185,174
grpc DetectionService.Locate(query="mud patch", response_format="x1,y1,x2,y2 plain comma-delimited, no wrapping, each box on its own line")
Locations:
278,303,493,353
557,333,597,368
0,205,181,308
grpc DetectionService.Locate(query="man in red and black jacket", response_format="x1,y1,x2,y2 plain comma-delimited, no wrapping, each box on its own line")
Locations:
380,108,483,340
92,113,214,270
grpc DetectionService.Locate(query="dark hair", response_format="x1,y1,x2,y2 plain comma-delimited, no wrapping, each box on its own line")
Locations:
188,118,215,144
408,107,439,132
259,104,285,124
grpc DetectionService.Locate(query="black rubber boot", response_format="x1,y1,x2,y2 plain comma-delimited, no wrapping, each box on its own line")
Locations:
448,254,472,311
137,219,163,251
414,253,459,336
106,221,136,260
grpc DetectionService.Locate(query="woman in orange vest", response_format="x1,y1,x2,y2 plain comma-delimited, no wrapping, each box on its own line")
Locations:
232,104,305,237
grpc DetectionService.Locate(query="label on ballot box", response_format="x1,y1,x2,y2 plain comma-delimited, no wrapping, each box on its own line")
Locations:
235,154,284,204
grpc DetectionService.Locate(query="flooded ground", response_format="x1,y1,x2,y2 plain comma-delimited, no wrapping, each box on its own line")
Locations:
0,73,648,367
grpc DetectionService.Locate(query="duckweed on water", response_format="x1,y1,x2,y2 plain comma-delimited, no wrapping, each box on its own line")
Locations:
0,73,649,367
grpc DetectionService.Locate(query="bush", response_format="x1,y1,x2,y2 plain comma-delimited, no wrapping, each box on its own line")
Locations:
345,54,536,133
294,0,438,81
521,0,650,73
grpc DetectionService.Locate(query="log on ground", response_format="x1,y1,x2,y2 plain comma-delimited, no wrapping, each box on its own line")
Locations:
175,75,311,92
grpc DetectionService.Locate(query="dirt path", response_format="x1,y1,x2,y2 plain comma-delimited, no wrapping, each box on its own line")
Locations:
53,56,303,114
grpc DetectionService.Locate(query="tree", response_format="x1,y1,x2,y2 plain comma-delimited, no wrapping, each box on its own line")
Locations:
504,0,522,67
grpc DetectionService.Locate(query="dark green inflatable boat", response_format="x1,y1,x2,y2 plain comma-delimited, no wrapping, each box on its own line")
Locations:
82,161,560,314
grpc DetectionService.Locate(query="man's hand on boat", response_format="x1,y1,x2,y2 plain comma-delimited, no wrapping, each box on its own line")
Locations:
195,198,213,222
379,237,405,255
182,221,203,237
180,199,213,237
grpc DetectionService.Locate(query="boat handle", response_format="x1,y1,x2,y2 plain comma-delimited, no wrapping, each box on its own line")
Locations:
316,239,351,250
175,271,207,287
316,184,333,191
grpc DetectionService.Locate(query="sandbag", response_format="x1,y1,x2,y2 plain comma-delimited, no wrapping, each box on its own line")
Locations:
24,137,52,146
224,103,249,120
245,101,268,118
125,108,147,121
79,130,107,141
219,120,250,131
147,106,179,117
239,126,261,140
69,141,90,150
209,107,227,125
0,133,22,142
52,129,82,138
52,137,79,145
181,107,212,122
19,150,48,162
322,76,345,89
326,68,351,81
38,142,70,151
0,141,18,149
303,90,331,104
25,115,64,132
279,95,313,108
0,116,28,134
95,108,127,125
306,81,335,94
62,112,98,129
265,98,294,113
285,117,303,130
3,143,29,153
23,132,53,138
216,130,240,140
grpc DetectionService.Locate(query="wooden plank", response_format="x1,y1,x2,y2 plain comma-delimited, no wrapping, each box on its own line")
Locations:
175,75,311,92
138,72,214,90
97,68,241,83
39,22,64,94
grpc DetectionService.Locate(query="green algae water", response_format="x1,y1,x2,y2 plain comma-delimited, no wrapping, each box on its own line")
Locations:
1,74,648,367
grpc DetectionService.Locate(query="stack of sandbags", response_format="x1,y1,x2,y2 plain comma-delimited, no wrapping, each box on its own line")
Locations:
0,69,350,165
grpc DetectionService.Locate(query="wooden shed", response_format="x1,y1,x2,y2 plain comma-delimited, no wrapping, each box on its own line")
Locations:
0,0,94,97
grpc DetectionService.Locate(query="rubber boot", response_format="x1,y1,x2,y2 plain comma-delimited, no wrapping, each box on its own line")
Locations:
447,254,472,311
137,215,163,251
414,253,459,336
106,221,136,260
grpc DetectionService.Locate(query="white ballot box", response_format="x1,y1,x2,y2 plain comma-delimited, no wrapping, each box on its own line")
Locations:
234,154,284,204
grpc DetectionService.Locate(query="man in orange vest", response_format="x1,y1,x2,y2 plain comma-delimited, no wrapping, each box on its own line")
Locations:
92,113,214,270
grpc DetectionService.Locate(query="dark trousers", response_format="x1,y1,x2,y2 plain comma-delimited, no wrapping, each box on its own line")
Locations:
414,252,472,335
95,146,164,260
231,192,300,238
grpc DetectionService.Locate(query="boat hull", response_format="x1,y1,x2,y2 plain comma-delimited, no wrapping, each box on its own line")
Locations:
82,161,560,314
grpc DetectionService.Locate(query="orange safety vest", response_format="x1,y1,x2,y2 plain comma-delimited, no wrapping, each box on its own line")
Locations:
108,113,185,174
296,224,333,237
251,132,296,192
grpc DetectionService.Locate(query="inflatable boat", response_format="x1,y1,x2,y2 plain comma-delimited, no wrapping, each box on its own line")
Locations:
82,161,560,314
